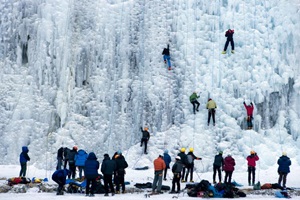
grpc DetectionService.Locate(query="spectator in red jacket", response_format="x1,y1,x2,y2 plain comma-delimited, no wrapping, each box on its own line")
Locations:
243,101,254,130
223,154,235,183
247,150,259,186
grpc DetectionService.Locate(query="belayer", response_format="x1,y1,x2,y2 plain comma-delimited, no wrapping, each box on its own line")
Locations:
162,44,171,70
222,29,234,54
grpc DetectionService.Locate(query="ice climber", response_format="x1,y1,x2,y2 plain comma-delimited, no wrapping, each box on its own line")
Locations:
206,98,217,126
213,151,224,184
163,149,172,181
223,154,235,184
190,92,200,114
247,150,259,186
170,156,183,194
243,101,254,130
19,146,30,177
140,127,150,154
277,152,291,188
185,148,202,182
222,29,235,54
152,155,166,194
162,44,171,70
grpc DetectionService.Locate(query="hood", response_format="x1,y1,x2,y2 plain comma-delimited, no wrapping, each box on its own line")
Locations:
87,152,97,160
77,149,86,155
22,146,29,153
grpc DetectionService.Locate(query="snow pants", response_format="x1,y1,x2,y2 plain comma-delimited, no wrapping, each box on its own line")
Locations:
223,39,234,51
152,170,163,193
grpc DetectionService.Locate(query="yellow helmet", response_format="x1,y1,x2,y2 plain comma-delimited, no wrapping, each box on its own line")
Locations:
250,150,255,154
189,147,194,152
180,148,186,152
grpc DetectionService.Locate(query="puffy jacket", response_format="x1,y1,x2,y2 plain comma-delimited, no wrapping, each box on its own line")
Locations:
19,146,30,163
153,157,166,171
190,93,199,103
244,102,254,116
84,152,99,179
247,154,259,167
177,152,188,166
163,153,171,168
225,29,234,40
213,153,224,167
115,155,128,171
223,155,235,172
101,156,116,175
52,169,69,184
75,149,88,166
68,149,77,164
206,99,217,109
277,156,291,173
141,128,150,140
172,160,183,173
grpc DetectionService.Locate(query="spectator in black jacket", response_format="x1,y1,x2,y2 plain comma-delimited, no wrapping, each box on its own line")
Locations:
170,156,183,194
213,151,224,183
63,147,70,169
84,152,99,197
140,127,150,154
101,154,116,196
114,151,128,194
177,148,188,182
68,146,78,179
56,147,64,170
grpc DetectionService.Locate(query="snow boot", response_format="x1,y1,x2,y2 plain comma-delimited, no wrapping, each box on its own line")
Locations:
222,51,226,54
231,50,235,54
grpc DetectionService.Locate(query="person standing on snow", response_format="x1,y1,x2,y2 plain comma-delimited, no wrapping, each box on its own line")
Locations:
162,44,172,70
185,148,202,182
277,152,291,188
56,147,64,170
213,151,224,184
170,156,183,194
190,92,200,114
223,154,235,184
206,98,217,126
140,127,150,154
19,146,30,177
68,146,78,179
75,149,88,180
101,154,116,196
177,148,188,182
247,150,259,186
84,152,99,197
152,155,166,194
163,149,171,181
243,101,254,130
222,29,235,54
115,151,128,194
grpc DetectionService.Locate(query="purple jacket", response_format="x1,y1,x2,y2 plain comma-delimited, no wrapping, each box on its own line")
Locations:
223,155,235,172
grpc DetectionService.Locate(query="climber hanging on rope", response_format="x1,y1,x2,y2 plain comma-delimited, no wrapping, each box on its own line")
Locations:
140,127,150,154
243,101,254,130
189,92,200,114
222,29,235,54
162,44,172,70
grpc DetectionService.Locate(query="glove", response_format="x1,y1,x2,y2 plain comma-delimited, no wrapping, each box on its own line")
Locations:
243,101,245,104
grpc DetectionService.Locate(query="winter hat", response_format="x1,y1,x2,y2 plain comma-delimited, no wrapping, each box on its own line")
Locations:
164,149,168,154
104,153,109,158
73,146,78,150
208,98,212,101
159,155,163,158
219,151,223,154
117,150,122,155
282,152,287,156
175,156,181,160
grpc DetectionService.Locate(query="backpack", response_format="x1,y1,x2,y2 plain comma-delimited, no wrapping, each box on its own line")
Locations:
187,154,193,164
197,180,211,191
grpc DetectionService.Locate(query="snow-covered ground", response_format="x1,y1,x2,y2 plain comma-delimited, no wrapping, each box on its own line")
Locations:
0,164,300,199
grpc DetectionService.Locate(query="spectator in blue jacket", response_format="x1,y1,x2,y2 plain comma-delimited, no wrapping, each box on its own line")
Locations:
52,169,70,195
84,152,99,197
101,154,116,196
277,152,291,188
75,149,88,179
19,146,30,177
163,149,171,181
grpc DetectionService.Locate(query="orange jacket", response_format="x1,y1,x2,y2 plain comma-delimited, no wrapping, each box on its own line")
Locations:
153,157,166,171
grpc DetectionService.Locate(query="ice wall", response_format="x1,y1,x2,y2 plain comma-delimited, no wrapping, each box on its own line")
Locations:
0,0,299,170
